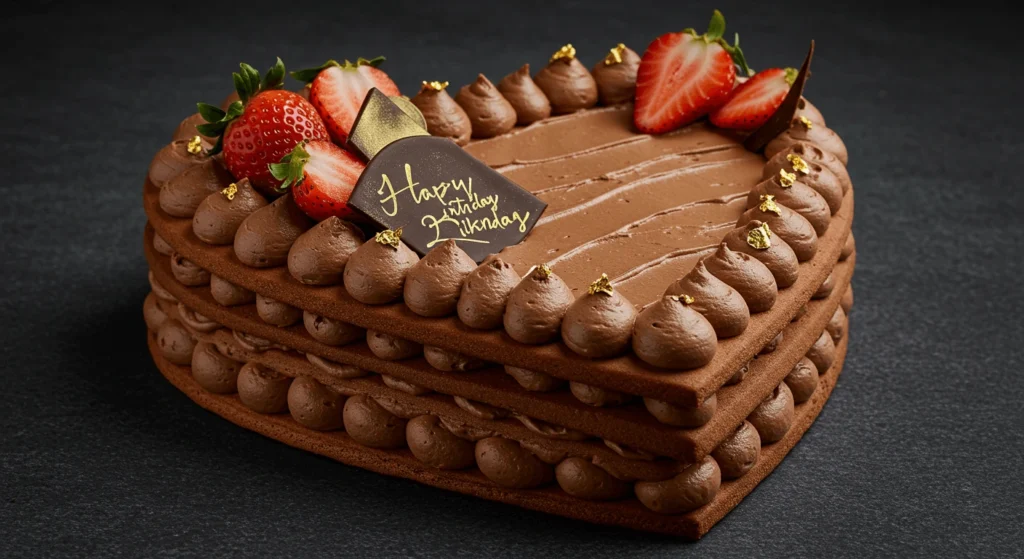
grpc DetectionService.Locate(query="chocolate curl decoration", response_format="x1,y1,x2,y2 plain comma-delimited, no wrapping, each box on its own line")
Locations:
744,41,815,152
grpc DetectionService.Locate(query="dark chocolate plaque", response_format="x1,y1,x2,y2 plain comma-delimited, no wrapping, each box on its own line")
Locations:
347,91,547,263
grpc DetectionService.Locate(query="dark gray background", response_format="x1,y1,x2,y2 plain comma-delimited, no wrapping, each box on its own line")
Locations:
3,0,1022,556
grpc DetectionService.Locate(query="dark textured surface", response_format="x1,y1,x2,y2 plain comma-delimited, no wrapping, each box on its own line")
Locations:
2,1,1022,556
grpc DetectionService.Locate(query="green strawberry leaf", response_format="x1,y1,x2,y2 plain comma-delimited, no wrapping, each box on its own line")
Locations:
706,10,726,42
196,102,225,123
721,33,753,77
269,142,311,192
290,60,340,84
262,57,286,90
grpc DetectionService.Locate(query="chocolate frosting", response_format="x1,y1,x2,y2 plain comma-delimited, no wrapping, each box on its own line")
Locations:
405,415,476,469
148,271,177,303
747,382,795,444
159,158,232,218
796,97,826,125
556,457,631,501
762,152,843,214
156,319,196,366
475,437,553,489
498,64,552,125
747,174,832,236
842,286,854,314
453,396,508,420
514,415,587,441
255,294,301,327
813,272,835,299
404,240,476,317
343,235,420,305
503,266,574,345
287,376,345,431
701,243,778,314
766,141,851,193
411,84,472,146
192,178,268,245
366,330,422,361
152,231,173,256
534,56,599,114
634,456,721,514
665,261,750,338
765,118,849,165
454,74,517,139
561,287,636,358
643,394,717,428
806,329,836,375
148,139,210,188
569,382,630,407
209,274,255,306
784,356,819,404
143,292,168,331
343,395,408,449
711,421,761,480
177,303,218,333
591,45,640,105
236,362,291,414
191,341,242,394
632,295,717,370
504,365,565,392
233,194,313,268
841,232,855,261
439,417,495,442
423,346,486,372
457,256,521,330
737,201,818,262
302,311,364,346
306,353,369,379
726,361,750,385
381,375,432,396
172,113,216,143
286,216,364,286
169,252,210,286
724,220,800,289
827,307,846,342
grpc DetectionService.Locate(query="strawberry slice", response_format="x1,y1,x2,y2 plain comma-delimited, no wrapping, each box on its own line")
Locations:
710,67,797,130
269,140,367,222
634,10,752,134
291,57,401,144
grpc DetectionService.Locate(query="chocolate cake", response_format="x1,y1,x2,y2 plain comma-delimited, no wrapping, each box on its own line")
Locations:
142,11,855,539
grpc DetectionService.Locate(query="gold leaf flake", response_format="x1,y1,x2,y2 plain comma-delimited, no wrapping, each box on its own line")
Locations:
746,222,773,250
374,227,403,249
588,273,614,296
422,80,449,91
603,43,626,66
533,263,553,279
550,44,576,63
758,194,781,216
221,183,237,200
668,294,695,305
787,153,809,174
797,115,814,129
186,135,203,155
779,169,796,187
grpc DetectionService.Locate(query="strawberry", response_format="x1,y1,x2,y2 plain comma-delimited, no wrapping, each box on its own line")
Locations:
270,140,367,222
197,58,330,194
291,57,401,144
710,67,797,130
634,10,752,134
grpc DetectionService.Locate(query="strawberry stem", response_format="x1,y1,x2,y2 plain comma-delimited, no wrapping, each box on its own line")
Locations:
291,56,387,84
683,11,753,77
784,67,799,85
705,9,726,41
269,142,311,192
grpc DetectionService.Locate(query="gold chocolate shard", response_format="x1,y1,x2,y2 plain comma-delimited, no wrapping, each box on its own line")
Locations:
389,95,428,131
550,44,577,63
221,183,237,201
422,80,449,91
374,227,403,249
746,222,773,250
604,43,626,66
778,169,796,188
186,135,203,155
758,194,781,216
588,273,614,296
348,89,429,160
787,153,810,174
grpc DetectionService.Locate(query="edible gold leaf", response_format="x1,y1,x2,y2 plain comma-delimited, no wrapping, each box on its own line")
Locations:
550,44,576,63
588,273,614,296
746,222,773,250
797,115,814,129
422,80,449,91
778,169,796,187
604,43,626,66
374,227,403,249
787,153,809,174
187,135,203,155
533,263,553,279
221,183,237,201
668,294,695,305
758,194,781,216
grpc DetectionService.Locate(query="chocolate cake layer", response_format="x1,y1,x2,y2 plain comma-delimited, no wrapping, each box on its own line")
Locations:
144,183,852,407
146,321,849,539
147,226,853,462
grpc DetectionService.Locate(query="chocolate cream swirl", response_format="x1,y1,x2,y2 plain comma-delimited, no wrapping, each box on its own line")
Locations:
404,239,476,317
701,243,778,313
158,158,232,218
723,220,800,289
765,140,851,194
148,138,211,188
498,64,552,125
765,117,849,165
411,82,472,146
457,256,521,330
561,277,636,359
737,199,818,262
534,47,599,114
503,265,574,344
343,232,420,305
454,74,517,139
591,44,640,105
632,295,717,370
192,178,268,245
287,216,365,286
233,194,313,268
747,172,832,236
664,260,750,339
762,150,844,214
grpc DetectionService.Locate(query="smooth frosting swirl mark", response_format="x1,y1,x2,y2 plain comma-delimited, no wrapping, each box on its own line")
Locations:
591,43,641,105
664,260,749,339
454,74,517,139
192,178,268,245
159,158,232,218
701,243,778,313
561,275,637,358
737,199,818,262
534,48,599,114
411,81,473,146
632,295,717,370
403,239,476,317
343,234,420,305
497,64,553,125
457,256,522,330
233,194,313,268
503,265,574,344
724,221,800,288
286,216,365,286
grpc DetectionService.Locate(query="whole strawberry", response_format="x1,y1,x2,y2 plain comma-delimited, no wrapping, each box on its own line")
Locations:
291,57,400,144
197,58,329,194
633,10,752,134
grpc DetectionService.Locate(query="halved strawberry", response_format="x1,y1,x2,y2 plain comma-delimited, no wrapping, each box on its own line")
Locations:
291,57,401,144
710,67,797,130
269,140,367,222
634,10,752,134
